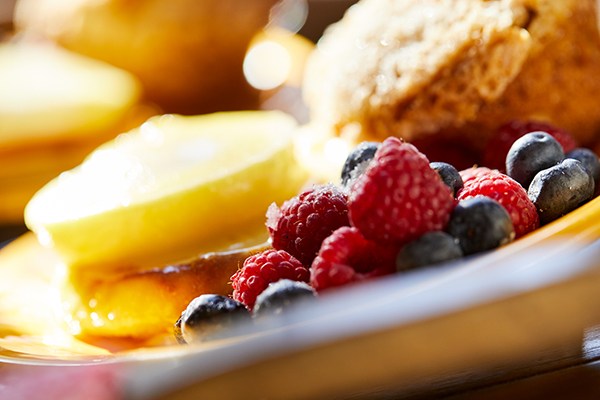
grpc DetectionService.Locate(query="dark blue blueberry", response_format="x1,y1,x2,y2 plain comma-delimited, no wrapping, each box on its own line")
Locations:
396,231,463,271
341,141,380,188
566,148,600,183
253,279,316,319
175,294,251,344
506,131,564,189
430,162,463,197
528,159,595,225
446,197,515,255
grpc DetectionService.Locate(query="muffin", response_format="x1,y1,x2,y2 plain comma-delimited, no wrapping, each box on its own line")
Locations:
303,0,600,150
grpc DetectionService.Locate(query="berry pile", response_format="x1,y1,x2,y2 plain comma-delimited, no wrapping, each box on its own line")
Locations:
483,120,578,172
175,120,599,343
231,249,310,310
348,138,455,244
265,184,349,266
457,167,538,238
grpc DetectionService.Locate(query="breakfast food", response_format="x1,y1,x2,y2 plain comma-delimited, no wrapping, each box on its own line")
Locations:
483,120,578,171
252,279,316,319
311,226,397,291
303,0,600,151
528,159,595,225
231,249,310,310
14,0,279,115
447,197,515,255
23,110,308,338
175,127,600,343
175,279,317,344
457,167,539,238
3,0,600,353
174,294,252,344
395,231,463,271
505,132,565,189
266,184,350,265
0,41,148,224
566,148,600,184
430,162,463,197
175,123,599,343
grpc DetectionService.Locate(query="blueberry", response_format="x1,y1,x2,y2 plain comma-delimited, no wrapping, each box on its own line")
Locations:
174,294,251,344
566,148,600,183
446,197,515,255
396,231,463,271
253,279,316,319
430,162,463,197
528,159,595,225
341,141,380,188
506,131,564,189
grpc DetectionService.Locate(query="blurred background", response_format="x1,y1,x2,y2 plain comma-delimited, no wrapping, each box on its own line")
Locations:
0,1,357,42
0,0,357,243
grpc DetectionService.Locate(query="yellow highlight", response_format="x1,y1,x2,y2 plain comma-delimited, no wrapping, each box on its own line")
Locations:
244,28,315,90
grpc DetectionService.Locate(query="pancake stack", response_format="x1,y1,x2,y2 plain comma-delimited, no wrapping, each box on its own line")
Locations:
0,41,148,227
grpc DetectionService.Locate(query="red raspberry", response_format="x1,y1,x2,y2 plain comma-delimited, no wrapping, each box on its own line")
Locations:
310,227,397,292
457,167,539,238
460,166,495,184
231,249,309,310
266,184,349,266
483,120,578,171
348,137,455,245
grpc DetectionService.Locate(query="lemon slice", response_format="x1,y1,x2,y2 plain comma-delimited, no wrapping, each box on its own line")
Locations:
25,111,307,270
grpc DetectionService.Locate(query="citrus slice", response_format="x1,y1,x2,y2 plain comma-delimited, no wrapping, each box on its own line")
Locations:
24,111,307,270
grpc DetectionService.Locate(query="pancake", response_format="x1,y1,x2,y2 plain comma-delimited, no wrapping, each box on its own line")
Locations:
0,232,268,345
0,41,151,224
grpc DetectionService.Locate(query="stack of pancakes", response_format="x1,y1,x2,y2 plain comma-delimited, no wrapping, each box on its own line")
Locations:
0,42,149,228
1,0,280,235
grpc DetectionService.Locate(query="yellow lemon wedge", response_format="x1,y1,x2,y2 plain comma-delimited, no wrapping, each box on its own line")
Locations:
24,111,307,271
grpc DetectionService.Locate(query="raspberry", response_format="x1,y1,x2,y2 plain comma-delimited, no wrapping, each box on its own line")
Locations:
231,249,309,310
310,227,397,292
483,120,578,171
348,137,455,245
266,184,349,266
457,167,539,238
460,166,495,184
